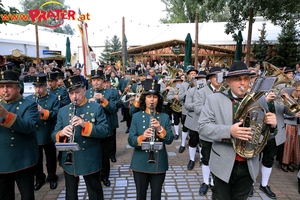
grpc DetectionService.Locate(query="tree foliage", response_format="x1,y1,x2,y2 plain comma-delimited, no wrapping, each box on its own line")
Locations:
252,23,271,62
273,20,300,68
99,35,122,64
8,0,74,35
160,0,230,23
0,0,19,24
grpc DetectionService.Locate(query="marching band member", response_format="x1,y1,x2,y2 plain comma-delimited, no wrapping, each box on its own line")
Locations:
199,61,277,199
27,74,61,191
103,74,123,163
52,75,109,200
85,70,117,187
47,72,70,108
0,70,39,200
177,67,198,153
196,67,222,195
128,79,174,200
167,76,183,140
184,70,208,171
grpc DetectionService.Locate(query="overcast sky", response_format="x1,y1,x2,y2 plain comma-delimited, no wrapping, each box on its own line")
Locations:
1,0,167,32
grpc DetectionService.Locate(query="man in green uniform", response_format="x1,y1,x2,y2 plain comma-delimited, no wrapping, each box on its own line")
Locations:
85,70,117,187
0,70,39,200
27,74,61,190
47,72,70,108
52,75,109,200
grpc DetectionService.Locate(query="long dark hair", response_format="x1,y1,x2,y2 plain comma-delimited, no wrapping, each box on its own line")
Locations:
139,93,164,112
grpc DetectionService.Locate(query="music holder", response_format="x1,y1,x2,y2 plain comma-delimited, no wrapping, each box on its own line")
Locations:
55,143,80,151
141,142,164,151
251,76,277,93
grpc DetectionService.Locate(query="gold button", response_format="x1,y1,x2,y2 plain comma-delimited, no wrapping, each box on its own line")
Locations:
44,122,46,124
11,137,14,140
82,148,85,150
10,144,14,147
11,130,14,132
83,141,86,143
143,126,145,128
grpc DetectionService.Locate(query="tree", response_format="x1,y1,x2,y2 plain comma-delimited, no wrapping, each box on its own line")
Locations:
273,20,300,68
207,0,300,66
99,35,122,64
10,0,74,35
160,0,230,23
0,0,19,24
252,23,271,62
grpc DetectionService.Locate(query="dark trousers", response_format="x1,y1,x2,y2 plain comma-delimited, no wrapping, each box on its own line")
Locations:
200,140,212,166
163,103,172,121
181,114,188,132
100,136,112,180
188,130,200,147
0,166,35,200
276,143,284,165
133,171,166,200
35,142,58,182
110,128,117,158
64,171,103,200
261,138,277,168
172,110,181,125
124,107,132,128
212,161,253,200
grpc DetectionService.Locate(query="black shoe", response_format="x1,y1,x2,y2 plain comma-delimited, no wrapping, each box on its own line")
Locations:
281,164,288,172
110,157,117,163
120,118,125,122
102,178,111,187
199,183,209,196
187,160,195,170
34,181,45,191
125,128,129,134
259,184,276,199
174,135,179,140
178,146,185,153
288,164,294,172
248,185,254,197
298,178,300,194
49,181,57,190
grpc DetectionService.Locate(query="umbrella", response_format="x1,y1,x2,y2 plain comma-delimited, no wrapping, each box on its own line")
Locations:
65,37,71,66
184,33,192,72
234,31,243,61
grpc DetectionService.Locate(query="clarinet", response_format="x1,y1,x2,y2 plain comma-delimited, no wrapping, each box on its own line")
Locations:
65,100,77,165
148,103,156,164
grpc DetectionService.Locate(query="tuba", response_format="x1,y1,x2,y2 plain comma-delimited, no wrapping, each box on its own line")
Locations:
170,88,182,112
233,62,292,158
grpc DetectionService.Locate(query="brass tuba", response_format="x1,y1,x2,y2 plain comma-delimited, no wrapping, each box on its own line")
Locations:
170,88,182,112
233,62,292,158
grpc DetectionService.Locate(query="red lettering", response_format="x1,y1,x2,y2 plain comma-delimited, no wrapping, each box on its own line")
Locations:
86,13,90,20
68,10,75,20
28,9,40,23
54,9,62,20
38,10,47,22
60,10,67,20
47,10,57,20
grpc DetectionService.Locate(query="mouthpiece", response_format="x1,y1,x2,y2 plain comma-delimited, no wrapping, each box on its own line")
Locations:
240,86,245,92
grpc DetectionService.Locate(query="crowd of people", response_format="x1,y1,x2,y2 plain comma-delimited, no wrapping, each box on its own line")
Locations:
0,59,300,200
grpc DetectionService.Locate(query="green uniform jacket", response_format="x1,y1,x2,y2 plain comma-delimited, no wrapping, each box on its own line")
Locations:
128,111,174,173
85,88,117,135
110,88,122,129
49,86,70,108
0,96,39,173
27,93,61,145
52,100,109,176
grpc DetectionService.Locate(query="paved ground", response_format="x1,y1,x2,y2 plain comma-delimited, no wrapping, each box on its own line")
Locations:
15,112,300,200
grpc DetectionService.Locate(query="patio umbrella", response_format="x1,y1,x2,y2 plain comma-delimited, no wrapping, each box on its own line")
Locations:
234,31,243,61
65,37,71,66
184,33,192,72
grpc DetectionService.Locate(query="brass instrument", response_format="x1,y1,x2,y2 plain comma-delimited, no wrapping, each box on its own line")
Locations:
233,61,292,158
141,103,163,163
271,86,300,113
120,76,136,103
55,100,80,164
163,67,180,103
170,87,182,112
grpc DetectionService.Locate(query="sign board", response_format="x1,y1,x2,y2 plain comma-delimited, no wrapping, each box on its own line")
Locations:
43,50,61,55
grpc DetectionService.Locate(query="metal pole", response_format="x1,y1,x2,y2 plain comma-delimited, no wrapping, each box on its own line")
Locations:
35,24,40,65
122,17,125,73
194,13,199,70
